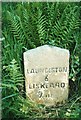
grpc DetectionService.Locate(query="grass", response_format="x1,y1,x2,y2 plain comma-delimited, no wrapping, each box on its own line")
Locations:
2,59,81,119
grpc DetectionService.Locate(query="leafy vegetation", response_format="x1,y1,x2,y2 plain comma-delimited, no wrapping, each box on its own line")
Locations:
2,2,81,119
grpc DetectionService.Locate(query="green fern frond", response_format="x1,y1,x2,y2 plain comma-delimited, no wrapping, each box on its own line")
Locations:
2,59,24,97
22,8,36,48
52,4,80,48
7,10,36,49
7,11,25,42
37,9,46,45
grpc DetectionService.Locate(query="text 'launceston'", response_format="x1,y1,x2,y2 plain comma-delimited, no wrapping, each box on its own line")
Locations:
27,67,68,74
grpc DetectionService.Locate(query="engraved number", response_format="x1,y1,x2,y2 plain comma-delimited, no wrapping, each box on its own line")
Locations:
45,75,48,81
38,91,43,98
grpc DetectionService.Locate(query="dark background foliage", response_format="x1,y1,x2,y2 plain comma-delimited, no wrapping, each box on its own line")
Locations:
2,2,81,119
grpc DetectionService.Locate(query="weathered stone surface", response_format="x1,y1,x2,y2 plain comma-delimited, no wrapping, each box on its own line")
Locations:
24,45,70,106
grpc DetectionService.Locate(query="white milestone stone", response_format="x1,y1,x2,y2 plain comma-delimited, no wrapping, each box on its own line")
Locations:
24,45,70,106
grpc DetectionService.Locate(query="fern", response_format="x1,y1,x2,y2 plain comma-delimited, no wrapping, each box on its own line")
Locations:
2,59,24,98
49,3,80,49
22,8,36,48
7,11,25,42
4,2,80,49
2,59,43,119
2,2,81,82
36,8,46,45
7,10,35,49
